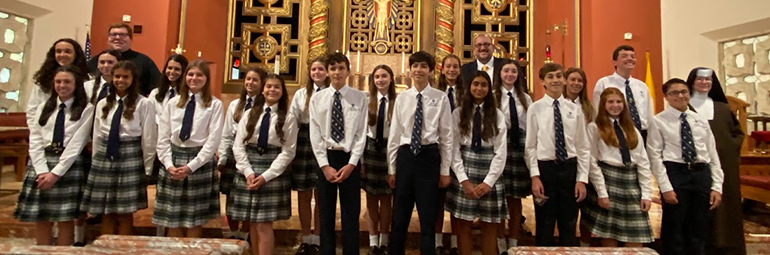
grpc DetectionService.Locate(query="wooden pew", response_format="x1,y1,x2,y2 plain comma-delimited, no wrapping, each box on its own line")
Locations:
90,235,250,255
0,244,217,255
0,112,29,182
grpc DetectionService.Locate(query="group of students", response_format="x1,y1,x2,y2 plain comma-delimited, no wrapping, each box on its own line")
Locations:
15,25,742,255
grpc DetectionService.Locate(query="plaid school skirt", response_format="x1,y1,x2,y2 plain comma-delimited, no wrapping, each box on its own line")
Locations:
363,137,392,195
227,145,291,223
81,137,148,215
219,147,237,195
581,161,653,243
502,129,530,198
290,124,318,191
15,151,85,222
445,146,508,223
152,145,220,228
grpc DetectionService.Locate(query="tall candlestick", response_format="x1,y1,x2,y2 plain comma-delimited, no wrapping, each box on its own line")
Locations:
356,51,361,73
274,55,280,74
401,51,405,74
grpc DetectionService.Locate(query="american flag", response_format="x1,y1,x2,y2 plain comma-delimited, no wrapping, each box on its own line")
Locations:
85,33,91,62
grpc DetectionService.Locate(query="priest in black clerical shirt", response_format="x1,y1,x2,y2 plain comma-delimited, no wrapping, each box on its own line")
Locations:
88,23,161,96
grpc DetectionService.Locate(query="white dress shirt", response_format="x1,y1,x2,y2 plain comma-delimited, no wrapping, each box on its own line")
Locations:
586,121,652,200
524,94,590,183
25,86,51,128
499,86,531,130
147,87,179,125
28,98,94,176
476,57,495,79
93,95,157,175
156,92,224,172
290,83,326,124
233,104,299,182
646,107,724,194
593,72,654,130
451,105,507,186
84,78,108,103
387,85,454,176
218,96,257,165
689,92,715,120
366,93,390,139
308,84,368,167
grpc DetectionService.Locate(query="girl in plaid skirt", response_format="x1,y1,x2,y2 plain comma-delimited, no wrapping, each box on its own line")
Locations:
16,66,94,245
81,61,157,236
446,71,508,255
154,60,224,237
232,74,298,255
217,67,266,240
363,65,397,254
288,57,329,253
493,58,532,250
582,87,653,246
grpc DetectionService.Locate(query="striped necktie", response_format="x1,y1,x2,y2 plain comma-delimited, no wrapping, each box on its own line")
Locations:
411,94,423,155
680,113,697,164
554,100,567,161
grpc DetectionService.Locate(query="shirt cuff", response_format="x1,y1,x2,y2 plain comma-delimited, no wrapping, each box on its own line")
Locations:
529,167,540,178
711,185,722,195
162,159,175,171
33,163,50,176
187,158,203,172
388,165,396,175
596,187,609,199
659,182,674,193
262,169,278,183
50,165,66,177
576,173,588,183
217,155,228,166
243,168,255,179
316,158,330,169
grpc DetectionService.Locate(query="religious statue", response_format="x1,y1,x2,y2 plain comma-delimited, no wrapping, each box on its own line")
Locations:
361,0,412,54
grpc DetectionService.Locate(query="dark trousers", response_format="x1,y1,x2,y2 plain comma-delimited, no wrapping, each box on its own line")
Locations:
317,150,361,255
534,158,578,247
390,144,440,255
661,162,711,255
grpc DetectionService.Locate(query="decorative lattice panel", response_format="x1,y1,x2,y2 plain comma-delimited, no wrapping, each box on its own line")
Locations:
458,0,529,65
0,11,29,112
721,33,770,115
346,0,419,55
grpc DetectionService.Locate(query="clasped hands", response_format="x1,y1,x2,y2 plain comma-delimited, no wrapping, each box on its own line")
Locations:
322,164,356,183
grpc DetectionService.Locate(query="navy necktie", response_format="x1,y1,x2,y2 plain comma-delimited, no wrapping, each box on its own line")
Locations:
554,100,567,161
179,95,195,142
613,120,631,165
316,87,321,92
107,99,123,160
331,91,345,143
257,107,271,153
448,87,455,111
680,113,697,164
508,92,520,147
472,106,482,152
168,88,176,100
376,97,386,149
625,80,642,131
97,83,109,102
410,93,423,155
245,97,253,111
52,103,66,151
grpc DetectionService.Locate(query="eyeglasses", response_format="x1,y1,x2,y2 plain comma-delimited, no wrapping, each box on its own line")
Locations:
666,90,689,97
108,33,130,38
474,43,492,48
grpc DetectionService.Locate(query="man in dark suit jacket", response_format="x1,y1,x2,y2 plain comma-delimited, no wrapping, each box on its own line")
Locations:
461,34,504,86
88,23,161,96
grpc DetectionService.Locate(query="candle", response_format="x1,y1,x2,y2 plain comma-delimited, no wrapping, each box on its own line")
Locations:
356,51,361,73
274,55,280,74
401,51,405,74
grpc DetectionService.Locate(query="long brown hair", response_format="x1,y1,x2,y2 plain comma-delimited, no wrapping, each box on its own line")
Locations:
595,87,639,149
176,60,213,108
233,67,267,123
437,55,464,104
494,58,529,111
367,65,397,127
243,74,289,143
38,66,89,126
458,71,499,141
304,56,331,111
90,49,123,105
101,61,140,120
564,67,595,122
155,54,189,102
33,38,90,94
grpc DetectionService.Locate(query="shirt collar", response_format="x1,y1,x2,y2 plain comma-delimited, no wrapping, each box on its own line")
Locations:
313,83,326,91
58,97,75,108
377,92,388,101
332,84,350,95
477,57,495,68
543,93,563,105
264,102,277,112
501,86,514,95
612,72,633,84
189,92,202,102
664,105,692,117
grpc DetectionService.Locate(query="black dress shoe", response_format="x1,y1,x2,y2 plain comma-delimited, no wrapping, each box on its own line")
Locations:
307,244,321,255
73,242,85,247
85,214,103,225
436,246,447,255
448,247,460,255
368,246,379,255
378,245,389,255
295,243,309,255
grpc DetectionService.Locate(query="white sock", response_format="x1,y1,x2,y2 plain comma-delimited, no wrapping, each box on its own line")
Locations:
450,235,458,248
311,234,320,245
580,241,590,247
238,231,249,240
507,238,518,248
74,225,85,243
369,235,379,246
435,233,443,247
379,233,389,247
156,226,165,236
52,224,58,238
302,235,312,244
497,238,507,254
